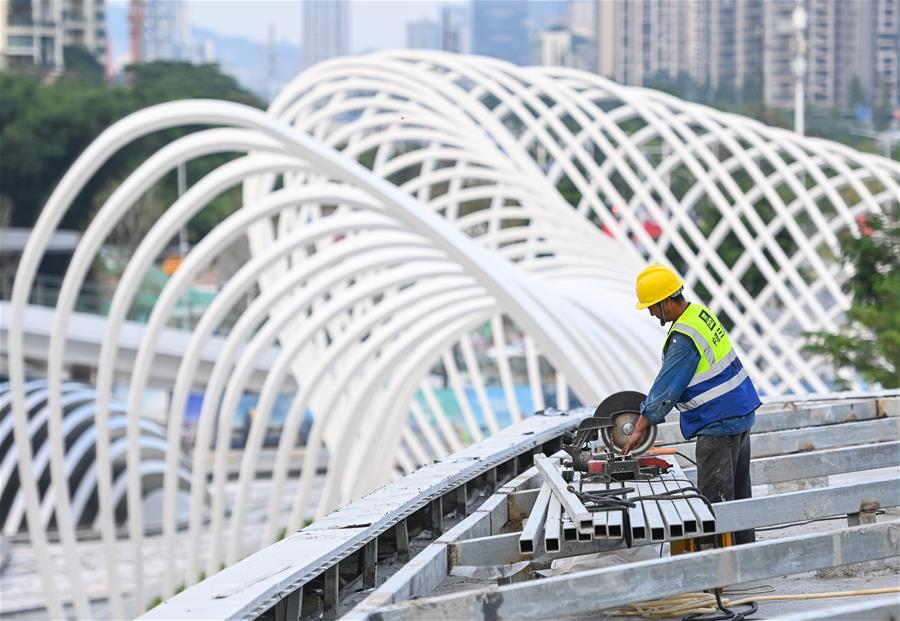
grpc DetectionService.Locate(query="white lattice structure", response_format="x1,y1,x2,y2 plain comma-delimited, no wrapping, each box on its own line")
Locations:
4,52,898,618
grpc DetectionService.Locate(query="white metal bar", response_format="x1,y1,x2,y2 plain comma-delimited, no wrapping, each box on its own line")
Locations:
408,402,447,459
458,334,501,435
625,481,648,544
683,441,900,485
376,521,900,619
449,476,900,567
518,483,551,555
543,495,562,553
533,453,592,534
635,481,667,542
647,479,686,539
441,351,484,443
491,315,523,424
420,381,464,454
555,369,569,410
524,336,545,413
766,596,900,621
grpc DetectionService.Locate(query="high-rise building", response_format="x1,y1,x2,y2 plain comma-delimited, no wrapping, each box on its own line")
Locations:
441,5,470,54
407,18,441,51
132,0,191,63
734,0,765,99
764,1,801,108
873,0,900,108
582,0,893,111
471,0,530,65
538,27,573,67
0,0,106,71
763,0,898,110
302,0,349,69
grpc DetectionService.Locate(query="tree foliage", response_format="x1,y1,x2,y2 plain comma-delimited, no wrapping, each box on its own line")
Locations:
805,217,900,388
0,61,264,245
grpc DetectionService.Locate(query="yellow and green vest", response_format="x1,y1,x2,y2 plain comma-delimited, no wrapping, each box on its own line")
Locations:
665,303,761,438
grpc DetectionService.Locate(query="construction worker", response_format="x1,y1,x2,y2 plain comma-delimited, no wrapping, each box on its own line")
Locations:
622,265,760,544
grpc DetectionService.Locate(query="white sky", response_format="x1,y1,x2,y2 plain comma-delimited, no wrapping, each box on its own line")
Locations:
113,0,464,52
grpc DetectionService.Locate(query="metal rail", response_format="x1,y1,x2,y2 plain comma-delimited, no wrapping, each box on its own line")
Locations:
139,409,592,621
684,440,900,484
143,393,899,620
766,596,900,621
448,476,900,566
370,521,900,620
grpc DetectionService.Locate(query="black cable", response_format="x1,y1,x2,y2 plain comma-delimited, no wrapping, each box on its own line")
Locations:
682,590,758,621
677,450,698,465
631,489,716,513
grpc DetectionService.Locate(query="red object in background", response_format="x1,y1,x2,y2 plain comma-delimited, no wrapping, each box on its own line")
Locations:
856,215,874,237
643,220,662,239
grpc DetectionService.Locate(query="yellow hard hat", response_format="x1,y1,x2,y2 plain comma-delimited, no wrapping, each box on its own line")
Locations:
635,265,684,310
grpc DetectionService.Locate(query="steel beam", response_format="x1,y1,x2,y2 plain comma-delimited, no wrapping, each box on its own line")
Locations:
140,410,592,621
429,497,443,536
455,483,468,517
654,396,898,443
663,459,716,533
543,496,562,553
684,441,900,484
507,488,540,522
395,521,409,561
363,540,377,589
371,521,900,620
449,477,899,567
323,565,338,612
273,587,301,621
533,454,592,534
672,418,900,462
345,464,544,619
518,484,550,555
766,596,900,621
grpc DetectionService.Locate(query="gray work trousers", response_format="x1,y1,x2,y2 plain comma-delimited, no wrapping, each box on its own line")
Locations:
696,429,755,545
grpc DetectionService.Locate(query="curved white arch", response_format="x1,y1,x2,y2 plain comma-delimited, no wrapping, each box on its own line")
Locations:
5,51,897,617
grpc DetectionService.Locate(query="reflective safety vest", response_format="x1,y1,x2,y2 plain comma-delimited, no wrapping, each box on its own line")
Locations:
665,303,761,439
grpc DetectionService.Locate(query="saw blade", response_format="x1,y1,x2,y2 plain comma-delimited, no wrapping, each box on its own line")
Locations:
601,410,656,455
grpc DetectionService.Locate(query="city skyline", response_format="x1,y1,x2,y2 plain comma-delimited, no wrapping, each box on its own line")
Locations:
108,0,463,51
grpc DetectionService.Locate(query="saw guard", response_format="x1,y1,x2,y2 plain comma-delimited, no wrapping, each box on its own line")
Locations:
592,390,656,455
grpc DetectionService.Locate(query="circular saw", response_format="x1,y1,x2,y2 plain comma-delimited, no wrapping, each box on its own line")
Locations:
594,390,656,455
560,390,658,472
560,391,671,481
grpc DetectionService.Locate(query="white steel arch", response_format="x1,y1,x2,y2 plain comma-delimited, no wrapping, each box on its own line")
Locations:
4,51,898,618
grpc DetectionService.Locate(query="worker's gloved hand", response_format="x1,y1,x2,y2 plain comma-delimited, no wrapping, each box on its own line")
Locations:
621,415,652,455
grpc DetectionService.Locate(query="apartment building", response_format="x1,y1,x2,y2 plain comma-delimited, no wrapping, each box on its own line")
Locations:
0,0,106,71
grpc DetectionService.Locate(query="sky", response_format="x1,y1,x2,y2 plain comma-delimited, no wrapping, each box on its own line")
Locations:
110,0,463,53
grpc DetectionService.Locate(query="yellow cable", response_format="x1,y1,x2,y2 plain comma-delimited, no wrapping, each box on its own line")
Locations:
609,586,900,618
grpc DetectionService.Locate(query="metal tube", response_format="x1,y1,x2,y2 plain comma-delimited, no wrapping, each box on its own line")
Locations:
375,521,900,620
518,484,551,555
533,453,592,534
672,418,900,462
543,496,562,553
767,596,900,621
684,441,900,485
449,477,899,567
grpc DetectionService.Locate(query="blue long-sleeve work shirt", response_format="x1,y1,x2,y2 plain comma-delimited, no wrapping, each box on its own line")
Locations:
640,333,754,436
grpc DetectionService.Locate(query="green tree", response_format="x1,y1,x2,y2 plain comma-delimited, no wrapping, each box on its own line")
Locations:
0,61,263,241
805,217,900,388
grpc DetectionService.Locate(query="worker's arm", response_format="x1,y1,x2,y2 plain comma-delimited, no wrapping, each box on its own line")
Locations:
640,334,699,424
622,334,698,454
